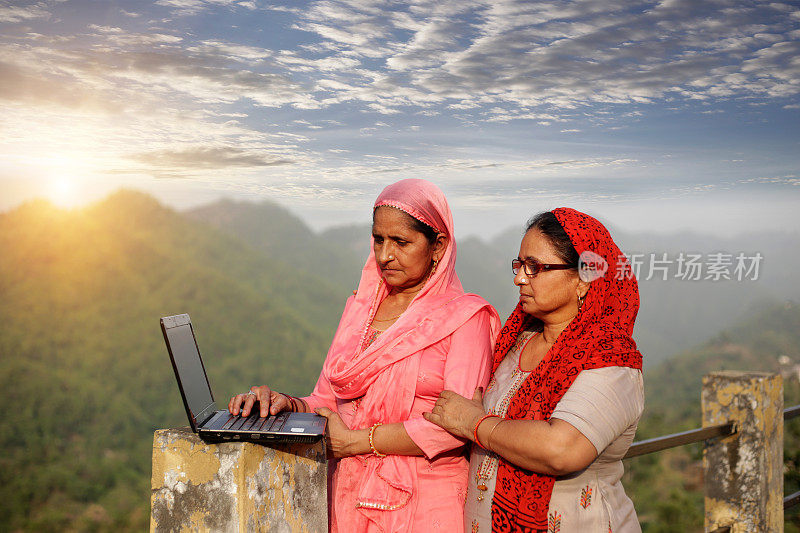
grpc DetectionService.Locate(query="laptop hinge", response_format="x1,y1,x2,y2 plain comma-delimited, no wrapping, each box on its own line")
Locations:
195,402,218,427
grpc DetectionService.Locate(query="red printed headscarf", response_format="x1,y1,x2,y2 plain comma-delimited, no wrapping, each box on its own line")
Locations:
490,208,642,532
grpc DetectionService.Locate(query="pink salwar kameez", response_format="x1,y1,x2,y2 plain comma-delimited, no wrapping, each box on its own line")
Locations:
303,179,499,532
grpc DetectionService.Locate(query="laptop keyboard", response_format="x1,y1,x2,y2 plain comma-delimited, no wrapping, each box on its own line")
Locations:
217,411,289,432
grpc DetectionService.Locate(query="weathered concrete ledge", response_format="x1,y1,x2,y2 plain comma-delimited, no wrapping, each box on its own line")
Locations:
702,371,783,533
150,427,328,532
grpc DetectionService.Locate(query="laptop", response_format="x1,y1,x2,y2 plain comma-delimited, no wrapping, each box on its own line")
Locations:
160,313,327,444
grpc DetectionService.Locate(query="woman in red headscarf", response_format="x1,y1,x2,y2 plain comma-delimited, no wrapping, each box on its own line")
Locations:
229,179,500,532
425,209,644,532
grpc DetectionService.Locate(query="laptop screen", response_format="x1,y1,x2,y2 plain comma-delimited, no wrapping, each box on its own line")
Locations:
163,319,215,424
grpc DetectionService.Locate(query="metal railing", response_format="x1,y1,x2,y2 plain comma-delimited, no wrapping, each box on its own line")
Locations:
786,491,800,510
625,404,800,460
624,422,736,459
623,404,800,517
786,402,800,513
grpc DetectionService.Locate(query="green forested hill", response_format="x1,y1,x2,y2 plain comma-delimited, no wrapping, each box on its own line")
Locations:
185,198,363,294
624,300,800,532
0,192,344,530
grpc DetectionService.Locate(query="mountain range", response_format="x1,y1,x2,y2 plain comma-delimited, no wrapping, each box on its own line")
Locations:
187,197,800,367
1,190,797,531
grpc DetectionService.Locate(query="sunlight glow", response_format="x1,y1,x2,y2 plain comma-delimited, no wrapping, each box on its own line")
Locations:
37,153,95,208
47,176,77,207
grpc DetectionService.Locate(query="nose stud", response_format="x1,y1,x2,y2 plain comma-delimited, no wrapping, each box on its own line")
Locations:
388,255,395,260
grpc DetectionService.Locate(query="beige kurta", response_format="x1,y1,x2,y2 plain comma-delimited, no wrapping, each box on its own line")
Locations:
464,331,644,533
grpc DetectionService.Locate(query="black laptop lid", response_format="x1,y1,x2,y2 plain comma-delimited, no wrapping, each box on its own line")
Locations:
161,314,216,430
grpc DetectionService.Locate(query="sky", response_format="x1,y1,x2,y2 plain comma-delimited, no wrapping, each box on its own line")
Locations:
0,0,798,239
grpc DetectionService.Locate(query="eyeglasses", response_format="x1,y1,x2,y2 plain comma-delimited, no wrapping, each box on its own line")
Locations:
511,258,576,278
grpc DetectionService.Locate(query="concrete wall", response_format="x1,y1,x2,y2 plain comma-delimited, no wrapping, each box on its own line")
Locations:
150,427,328,533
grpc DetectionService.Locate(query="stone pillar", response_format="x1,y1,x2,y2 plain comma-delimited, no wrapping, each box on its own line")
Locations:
150,427,328,533
702,371,783,533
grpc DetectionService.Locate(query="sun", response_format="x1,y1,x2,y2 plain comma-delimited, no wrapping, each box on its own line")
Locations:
46,175,79,208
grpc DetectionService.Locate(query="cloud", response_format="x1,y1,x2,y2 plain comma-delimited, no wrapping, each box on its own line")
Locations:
87,26,184,46
0,22,307,186
0,0,797,212
190,40,273,61
130,146,295,169
99,50,311,107
0,32,315,112
4,0,798,124
0,55,124,113
285,0,800,115
154,0,257,16
274,50,361,72
738,176,800,186
0,2,52,23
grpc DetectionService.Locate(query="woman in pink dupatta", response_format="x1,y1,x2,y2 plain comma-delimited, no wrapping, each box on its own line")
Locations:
229,179,500,532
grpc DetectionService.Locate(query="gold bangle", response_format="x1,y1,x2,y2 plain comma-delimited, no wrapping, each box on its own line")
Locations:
486,418,504,451
369,423,386,457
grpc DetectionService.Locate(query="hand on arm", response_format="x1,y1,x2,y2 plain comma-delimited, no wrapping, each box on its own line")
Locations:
422,387,487,440
407,309,495,458
424,388,598,476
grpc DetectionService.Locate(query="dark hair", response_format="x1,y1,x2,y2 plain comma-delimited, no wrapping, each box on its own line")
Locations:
373,206,439,244
526,211,579,266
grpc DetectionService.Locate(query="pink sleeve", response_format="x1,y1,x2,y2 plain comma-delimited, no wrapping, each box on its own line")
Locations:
404,307,495,459
301,370,338,411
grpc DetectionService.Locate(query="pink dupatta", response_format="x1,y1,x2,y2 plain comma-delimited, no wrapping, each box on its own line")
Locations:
321,179,498,531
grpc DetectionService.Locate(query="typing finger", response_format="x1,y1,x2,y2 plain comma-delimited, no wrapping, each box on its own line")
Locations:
242,393,257,417
259,389,273,417
230,394,245,415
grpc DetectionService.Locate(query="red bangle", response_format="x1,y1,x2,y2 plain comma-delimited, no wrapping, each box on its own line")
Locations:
473,414,497,449
282,393,296,412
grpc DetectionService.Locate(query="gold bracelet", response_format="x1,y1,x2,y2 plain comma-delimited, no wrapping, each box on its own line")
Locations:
369,423,386,457
486,418,504,451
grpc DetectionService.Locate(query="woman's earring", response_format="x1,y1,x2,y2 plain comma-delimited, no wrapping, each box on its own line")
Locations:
430,259,438,277
578,294,586,311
